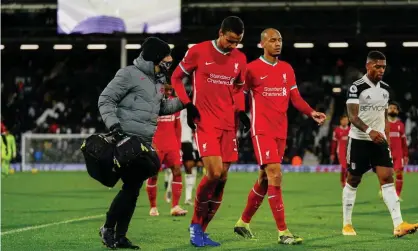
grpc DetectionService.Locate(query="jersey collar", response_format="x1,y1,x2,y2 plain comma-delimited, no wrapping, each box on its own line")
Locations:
362,74,380,88
212,40,230,55
259,55,278,66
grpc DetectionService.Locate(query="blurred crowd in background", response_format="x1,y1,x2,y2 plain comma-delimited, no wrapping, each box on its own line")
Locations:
2,2,418,165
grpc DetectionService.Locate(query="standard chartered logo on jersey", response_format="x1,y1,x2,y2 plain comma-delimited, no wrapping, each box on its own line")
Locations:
262,87,287,97
360,105,386,111
207,73,235,85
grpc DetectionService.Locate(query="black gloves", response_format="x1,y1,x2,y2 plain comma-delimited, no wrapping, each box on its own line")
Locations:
109,123,127,142
185,103,200,130
238,111,251,133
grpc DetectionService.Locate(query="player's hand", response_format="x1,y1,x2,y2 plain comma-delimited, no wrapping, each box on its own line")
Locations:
330,154,335,163
310,111,327,125
403,156,409,165
238,111,251,133
368,130,386,144
109,123,128,143
185,103,200,130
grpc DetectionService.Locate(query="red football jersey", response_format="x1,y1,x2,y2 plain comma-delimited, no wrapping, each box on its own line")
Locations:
246,56,313,139
331,126,350,156
389,119,408,158
174,40,247,130
153,111,181,151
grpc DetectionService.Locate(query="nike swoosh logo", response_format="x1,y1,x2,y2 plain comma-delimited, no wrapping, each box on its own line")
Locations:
260,75,268,79
205,62,215,65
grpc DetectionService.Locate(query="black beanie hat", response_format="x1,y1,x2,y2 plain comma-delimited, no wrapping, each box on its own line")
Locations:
141,37,171,64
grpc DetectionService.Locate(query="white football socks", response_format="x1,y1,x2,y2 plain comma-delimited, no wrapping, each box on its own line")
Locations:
165,168,173,193
185,167,197,201
381,183,403,228
343,183,357,226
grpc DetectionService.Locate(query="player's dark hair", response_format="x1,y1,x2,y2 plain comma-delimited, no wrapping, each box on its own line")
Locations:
389,101,401,111
367,51,386,61
340,114,348,120
220,16,244,35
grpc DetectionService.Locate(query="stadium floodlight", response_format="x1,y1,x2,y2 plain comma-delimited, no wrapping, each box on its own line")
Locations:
53,44,72,50
294,43,314,48
366,42,386,48
87,44,107,50
402,42,418,47
0,45,4,50
20,44,39,50
332,87,342,93
328,42,349,48
188,44,196,48
169,44,175,49
125,44,141,49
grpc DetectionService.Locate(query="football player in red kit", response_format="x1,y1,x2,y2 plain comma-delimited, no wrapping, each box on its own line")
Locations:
233,28,326,245
387,101,409,198
146,84,188,217
331,115,350,188
171,16,249,247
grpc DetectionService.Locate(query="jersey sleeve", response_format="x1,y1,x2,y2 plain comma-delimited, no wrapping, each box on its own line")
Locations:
179,46,199,75
287,65,297,91
235,54,247,86
346,84,360,104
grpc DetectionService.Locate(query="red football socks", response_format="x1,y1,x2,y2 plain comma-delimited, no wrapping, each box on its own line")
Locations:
241,179,268,223
171,174,183,207
146,176,158,208
395,172,403,197
202,180,226,232
267,185,287,231
191,176,218,226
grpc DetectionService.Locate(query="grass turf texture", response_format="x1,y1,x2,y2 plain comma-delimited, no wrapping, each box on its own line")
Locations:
2,172,418,250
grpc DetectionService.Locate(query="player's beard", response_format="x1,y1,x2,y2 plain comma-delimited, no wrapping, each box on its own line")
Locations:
388,112,398,118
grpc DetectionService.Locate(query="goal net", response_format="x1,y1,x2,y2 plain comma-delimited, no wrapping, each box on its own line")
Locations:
21,133,89,171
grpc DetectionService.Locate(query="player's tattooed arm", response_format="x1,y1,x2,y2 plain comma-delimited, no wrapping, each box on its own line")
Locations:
385,109,390,145
347,103,369,132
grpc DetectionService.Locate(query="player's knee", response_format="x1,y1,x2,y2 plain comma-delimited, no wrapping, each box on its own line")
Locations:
206,168,222,180
347,175,361,187
379,174,394,185
265,164,282,184
395,170,403,180
171,166,182,176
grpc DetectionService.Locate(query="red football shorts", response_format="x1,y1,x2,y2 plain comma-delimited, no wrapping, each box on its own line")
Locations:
338,153,347,169
392,156,404,171
157,149,182,168
195,126,238,162
252,135,286,166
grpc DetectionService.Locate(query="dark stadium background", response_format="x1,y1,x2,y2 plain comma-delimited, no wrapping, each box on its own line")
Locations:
2,0,418,166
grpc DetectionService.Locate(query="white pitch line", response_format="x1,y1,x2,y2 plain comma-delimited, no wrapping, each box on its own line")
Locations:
1,214,104,236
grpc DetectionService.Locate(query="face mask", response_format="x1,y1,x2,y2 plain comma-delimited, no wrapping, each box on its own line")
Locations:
158,60,172,74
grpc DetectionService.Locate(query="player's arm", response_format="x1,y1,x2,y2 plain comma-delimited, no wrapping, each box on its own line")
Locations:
346,85,385,144
98,68,132,130
171,47,200,129
171,47,199,105
330,129,338,161
232,55,247,112
384,109,391,145
400,122,409,164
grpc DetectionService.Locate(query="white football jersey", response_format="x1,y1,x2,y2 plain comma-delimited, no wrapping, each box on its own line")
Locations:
346,74,391,141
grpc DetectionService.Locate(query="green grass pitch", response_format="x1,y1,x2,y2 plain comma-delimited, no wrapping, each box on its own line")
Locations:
2,171,418,250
